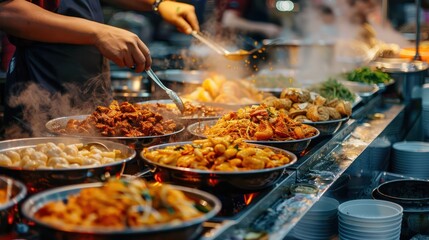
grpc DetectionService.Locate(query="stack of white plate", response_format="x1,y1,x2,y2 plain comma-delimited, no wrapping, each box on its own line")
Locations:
422,84,429,139
292,197,339,240
338,199,403,240
391,141,429,179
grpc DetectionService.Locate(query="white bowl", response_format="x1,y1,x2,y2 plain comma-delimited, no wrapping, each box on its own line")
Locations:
338,199,403,221
338,215,402,228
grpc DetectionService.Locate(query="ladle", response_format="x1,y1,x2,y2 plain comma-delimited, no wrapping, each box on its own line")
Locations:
146,68,185,113
191,31,261,61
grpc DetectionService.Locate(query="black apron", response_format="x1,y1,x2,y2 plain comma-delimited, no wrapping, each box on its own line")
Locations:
3,0,112,137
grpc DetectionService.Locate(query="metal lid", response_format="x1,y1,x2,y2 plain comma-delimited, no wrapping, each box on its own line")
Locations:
371,58,429,73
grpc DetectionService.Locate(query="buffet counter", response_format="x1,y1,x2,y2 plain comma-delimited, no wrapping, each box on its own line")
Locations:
197,93,414,240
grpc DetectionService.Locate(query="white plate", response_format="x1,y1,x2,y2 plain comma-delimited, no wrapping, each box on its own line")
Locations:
393,142,429,153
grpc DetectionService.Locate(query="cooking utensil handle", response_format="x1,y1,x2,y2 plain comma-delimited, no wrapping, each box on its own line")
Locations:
146,68,168,91
191,31,227,55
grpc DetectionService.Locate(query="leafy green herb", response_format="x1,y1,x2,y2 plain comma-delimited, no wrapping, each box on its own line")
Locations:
317,78,356,102
346,67,390,85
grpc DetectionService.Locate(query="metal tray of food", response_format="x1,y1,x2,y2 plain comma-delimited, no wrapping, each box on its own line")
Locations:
140,140,297,191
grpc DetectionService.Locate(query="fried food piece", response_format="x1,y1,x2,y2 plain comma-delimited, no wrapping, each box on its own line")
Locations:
306,105,330,122
280,88,311,103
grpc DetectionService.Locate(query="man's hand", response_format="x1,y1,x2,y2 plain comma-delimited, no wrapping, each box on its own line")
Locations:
94,25,151,72
158,1,199,34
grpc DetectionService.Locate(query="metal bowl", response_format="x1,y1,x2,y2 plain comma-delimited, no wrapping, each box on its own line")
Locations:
21,182,221,240
140,142,297,191
45,115,185,149
0,137,136,194
0,175,27,234
137,99,225,126
187,120,320,154
302,117,349,136
374,179,429,207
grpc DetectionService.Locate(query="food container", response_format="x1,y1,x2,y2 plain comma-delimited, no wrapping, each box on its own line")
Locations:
262,39,335,70
111,71,151,102
371,58,429,104
0,175,27,234
154,69,209,94
45,115,185,149
0,137,136,193
137,99,225,126
140,141,297,192
303,117,349,136
187,120,320,154
21,182,221,240
372,179,429,238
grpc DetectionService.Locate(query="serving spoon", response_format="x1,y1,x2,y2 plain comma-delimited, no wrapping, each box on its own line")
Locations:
146,68,185,113
191,31,262,61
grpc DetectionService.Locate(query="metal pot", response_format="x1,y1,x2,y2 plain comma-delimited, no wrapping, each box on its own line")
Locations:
153,69,209,95
140,141,297,192
0,137,136,194
111,71,151,102
372,179,429,238
371,58,429,104
262,39,335,71
21,183,221,240
0,175,27,234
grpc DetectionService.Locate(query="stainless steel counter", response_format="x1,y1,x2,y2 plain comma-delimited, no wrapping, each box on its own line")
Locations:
199,92,414,240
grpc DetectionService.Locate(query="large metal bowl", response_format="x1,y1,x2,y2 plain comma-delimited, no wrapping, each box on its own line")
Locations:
45,115,185,149
0,137,136,194
21,182,221,240
0,175,27,234
140,141,297,191
303,117,349,136
186,120,320,154
137,99,225,126
374,179,429,207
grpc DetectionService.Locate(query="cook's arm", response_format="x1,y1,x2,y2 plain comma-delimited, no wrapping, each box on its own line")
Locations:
103,0,199,34
0,0,151,72
221,9,280,39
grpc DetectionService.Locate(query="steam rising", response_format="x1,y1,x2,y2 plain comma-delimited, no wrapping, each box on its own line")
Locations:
5,73,112,139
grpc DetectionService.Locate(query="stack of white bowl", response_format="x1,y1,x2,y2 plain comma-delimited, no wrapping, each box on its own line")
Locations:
291,197,339,240
338,199,403,240
391,141,429,179
422,84,429,139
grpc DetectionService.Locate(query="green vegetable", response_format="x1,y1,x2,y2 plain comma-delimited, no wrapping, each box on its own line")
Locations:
346,67,390,85
318,78,356,102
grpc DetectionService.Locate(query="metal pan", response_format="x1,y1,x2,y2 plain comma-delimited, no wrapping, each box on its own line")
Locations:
303,117,349,136
45,115,185,148
137,99,226,125
21,182,221,240
140,141,297,192
186,120,320,154
374,179,429,207
0,175,27,234
0,137,136,194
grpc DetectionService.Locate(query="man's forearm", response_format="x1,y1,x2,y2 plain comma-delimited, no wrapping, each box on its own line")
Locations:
0,0,104,45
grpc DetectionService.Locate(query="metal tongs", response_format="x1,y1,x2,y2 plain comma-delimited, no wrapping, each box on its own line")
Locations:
146,68,185,113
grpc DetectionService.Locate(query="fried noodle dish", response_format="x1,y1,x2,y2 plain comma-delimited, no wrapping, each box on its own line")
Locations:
204,105,318,141
143,136,293,171
58,101,177,137
35,179,206,229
